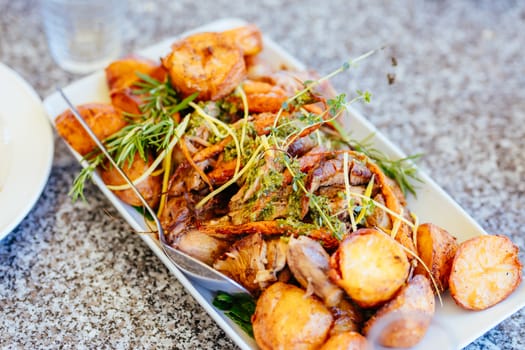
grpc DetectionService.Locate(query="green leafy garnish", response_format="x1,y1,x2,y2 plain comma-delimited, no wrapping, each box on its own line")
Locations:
70,74,197,201
330,118,422,196
132,205,154,221
355,175,375,224
106,75,197,165
280,155,345,240
69,153,105,201
213,291,256,337
351,135,423,196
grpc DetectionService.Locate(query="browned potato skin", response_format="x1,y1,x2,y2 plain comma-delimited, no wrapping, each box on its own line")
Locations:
105,57,159,92
221,24,263,56
162,32,246,101
319,332,368,350
329,299,363,335
252,282,333,350
414,223,458,292
449,234,522,311
362,274,435,348
55,103,127,156
108,90,143,115
105,57,168,114
99,152,161,207
329,228,410,308
231,80,288,113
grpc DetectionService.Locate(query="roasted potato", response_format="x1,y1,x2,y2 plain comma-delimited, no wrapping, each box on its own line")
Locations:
105,57,168,114
449,234,522,310
221,24,263,56
99,152,161,207
319,331,368,350
105,57,159,92
328,299,364,335
414,223,459,292
349,151,416,255
108,90,144,115
162,32,246,101
329,228,410,308
252,282,333,350
55,104,127,156
230,79,288,113
362,274,435,348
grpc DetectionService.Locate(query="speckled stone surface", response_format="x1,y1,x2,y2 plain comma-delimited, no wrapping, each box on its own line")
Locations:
1,0,524,349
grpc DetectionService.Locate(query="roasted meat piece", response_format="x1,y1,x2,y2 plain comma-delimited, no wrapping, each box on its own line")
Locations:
213,233,288,294
287,236,343,307
174,229,230,266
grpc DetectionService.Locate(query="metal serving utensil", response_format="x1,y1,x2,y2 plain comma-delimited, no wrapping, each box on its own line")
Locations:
58,89,250,295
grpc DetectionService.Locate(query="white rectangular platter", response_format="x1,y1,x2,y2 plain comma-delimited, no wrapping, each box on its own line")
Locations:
43,18,524,350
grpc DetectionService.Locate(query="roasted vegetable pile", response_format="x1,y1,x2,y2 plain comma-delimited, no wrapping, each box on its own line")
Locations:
55,24,522,349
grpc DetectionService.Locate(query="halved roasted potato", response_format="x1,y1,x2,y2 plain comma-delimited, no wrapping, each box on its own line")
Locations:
252,282,333,350
329,228,410,308
162,32,246,101
449,234,522,310
105,56,159,92
55,103,127,156
105,57,168,114
362,274,435,348
414,223,458,292
221,24,263,56
328,298,363,336
319,331,368,350
99,152,161,207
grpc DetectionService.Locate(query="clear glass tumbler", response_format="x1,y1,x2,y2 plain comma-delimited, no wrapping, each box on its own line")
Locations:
40,0,125,74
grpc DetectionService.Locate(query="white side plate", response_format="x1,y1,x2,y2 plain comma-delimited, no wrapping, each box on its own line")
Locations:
42,18,524,350
0,63,54,239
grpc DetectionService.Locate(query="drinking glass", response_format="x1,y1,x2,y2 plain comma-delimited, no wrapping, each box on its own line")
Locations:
40,0,125,74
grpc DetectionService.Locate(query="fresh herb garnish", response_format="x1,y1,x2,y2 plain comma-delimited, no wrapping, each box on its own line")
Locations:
212,291,256,337
70,73,197,201
132,205,154,221
351,135,423,196
69,153,105,201
280,155,345,240
329,116,422,196
106,75,197,165
355,175,375,224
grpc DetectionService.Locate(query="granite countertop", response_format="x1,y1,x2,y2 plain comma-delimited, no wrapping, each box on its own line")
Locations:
1,0,524,348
